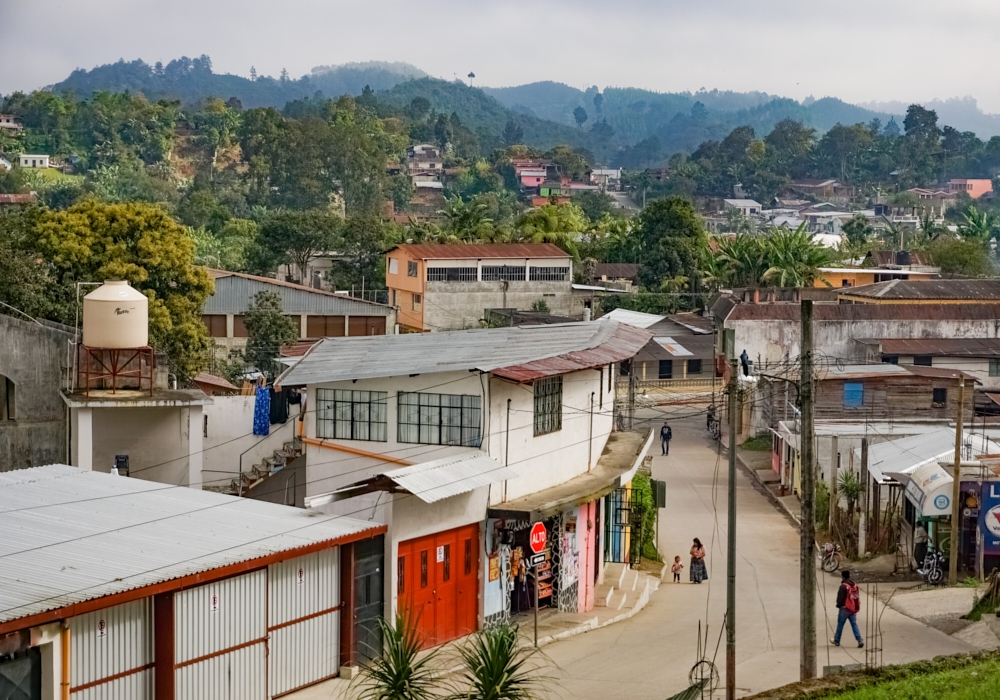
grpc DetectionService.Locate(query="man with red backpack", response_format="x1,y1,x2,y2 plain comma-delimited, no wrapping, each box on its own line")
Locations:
832,570,864,648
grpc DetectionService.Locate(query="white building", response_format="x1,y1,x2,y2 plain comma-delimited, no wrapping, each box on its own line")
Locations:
723,198,762,216
0,465,385,698
277,319,653,648
19,154,49,169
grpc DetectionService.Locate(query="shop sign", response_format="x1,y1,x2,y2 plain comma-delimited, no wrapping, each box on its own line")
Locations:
488,554,500,582
980,482,1000,555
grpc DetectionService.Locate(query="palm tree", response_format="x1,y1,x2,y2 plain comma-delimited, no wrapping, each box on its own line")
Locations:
762,223,834,287
441,197,494,241
515,203,586,257
918,213,945,243
714,234,768,287
448,623,545,700
352,614,441,700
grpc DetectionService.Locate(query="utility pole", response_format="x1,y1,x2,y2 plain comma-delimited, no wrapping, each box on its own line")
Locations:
800,299,816,681
628,359,636,429
949,376,966,586
859,438,868,556
726,357,738,700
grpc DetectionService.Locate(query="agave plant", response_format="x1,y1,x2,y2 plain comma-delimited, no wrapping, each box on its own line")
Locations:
448,623,545,700
352,613,442,700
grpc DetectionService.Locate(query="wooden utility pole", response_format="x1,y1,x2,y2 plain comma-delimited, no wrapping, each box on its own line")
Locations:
949,376,966,585
800,299,816,681
726,357,738,700
859,438,869,556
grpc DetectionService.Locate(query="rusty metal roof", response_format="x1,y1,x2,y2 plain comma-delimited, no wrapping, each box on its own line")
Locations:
870,338,1000,357
841,279,1000,301
278,320,652,386
723,302,1000,322
389,243,570,260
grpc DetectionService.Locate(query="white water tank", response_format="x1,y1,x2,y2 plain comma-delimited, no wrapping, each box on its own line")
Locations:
82,281,149,348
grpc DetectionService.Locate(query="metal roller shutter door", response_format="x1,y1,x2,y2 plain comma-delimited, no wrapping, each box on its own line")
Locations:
174,569,266,700
69,599,153,700
268,548,340,696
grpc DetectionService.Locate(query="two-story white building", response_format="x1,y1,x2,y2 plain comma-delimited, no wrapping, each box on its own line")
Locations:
276,319,653,648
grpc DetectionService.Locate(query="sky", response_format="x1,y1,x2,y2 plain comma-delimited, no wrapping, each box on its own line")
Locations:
4,0,1000,111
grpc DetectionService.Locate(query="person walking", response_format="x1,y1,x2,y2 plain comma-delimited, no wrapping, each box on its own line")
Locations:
832,570,863,648
689,538,707,584
660,421,673,455
913,523,929,569
671,556,684,583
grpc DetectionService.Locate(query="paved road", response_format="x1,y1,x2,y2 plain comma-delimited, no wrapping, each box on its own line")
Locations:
541,411,974,699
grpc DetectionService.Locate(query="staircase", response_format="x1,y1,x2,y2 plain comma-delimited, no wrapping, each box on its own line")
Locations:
208,437,303,496
596,562,657,613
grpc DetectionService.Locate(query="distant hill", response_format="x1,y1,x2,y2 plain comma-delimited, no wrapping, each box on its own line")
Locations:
51,57,425,108
859,96,1000,138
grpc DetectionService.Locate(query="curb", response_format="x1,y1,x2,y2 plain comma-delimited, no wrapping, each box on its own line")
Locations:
734,451,801,526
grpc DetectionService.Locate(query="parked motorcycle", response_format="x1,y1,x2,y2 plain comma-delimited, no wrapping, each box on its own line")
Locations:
917,548,947,585
820,542,842,573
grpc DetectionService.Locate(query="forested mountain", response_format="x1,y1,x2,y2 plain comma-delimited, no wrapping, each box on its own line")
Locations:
51,57,425,109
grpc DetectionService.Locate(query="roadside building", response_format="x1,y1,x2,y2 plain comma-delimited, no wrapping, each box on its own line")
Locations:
277,320,653,648
601,308,716,385
590,168,622,191
948,178,993,199
385,243,574,331
723,198,762,216
0,465,385,698
406,144,444,184
202,269,396,356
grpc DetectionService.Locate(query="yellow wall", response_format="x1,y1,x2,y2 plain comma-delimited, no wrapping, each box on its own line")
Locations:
815,270,936,289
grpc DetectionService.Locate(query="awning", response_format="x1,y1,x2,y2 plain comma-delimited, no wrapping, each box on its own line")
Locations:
487,428,653,521
309,451,518,507
890,462,954,517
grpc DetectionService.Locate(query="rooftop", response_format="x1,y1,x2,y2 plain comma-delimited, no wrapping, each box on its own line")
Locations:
277,319,652,386
0,466,383,628
713,296,1000,323
857,337,1000,357
724,199,762,207
61,388,212,409
600,308,665,329
840,278,1000,301
389,243,571,260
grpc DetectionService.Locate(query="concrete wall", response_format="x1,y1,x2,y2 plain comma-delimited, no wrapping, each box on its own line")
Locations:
90,406,191,483
423,280,574,331
0,315,73,471
727,316,1000,371
202,395,299,489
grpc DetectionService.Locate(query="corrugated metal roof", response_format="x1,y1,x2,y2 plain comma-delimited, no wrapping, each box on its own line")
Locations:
666,313,714,334
383,451,518,503
278,320,652,386
842,279,1000,301
0,466,382,626
602,308,665,329
390,243,570,260
653,337,693,357
203,271,391,315
870,338,1000,357
725,302,1000,322
859,428,955,484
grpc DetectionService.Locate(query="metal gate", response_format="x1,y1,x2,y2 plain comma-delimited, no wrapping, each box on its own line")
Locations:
0,648,40,700
353,535,384,665
604,488,642,566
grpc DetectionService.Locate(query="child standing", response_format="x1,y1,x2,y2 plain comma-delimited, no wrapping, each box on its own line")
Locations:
671,556,684,582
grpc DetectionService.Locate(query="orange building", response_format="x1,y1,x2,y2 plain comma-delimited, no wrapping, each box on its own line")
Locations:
386,243,574,331
948,179,993,199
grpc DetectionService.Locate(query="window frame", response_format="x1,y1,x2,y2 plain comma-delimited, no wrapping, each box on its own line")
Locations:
397,391,482,446
407,260,418,278
990,358,1000,377
533,376,563,436
316,388,388,442
412,293,421,310
913,355,933,367
482,265,526,282
843,382,864,409
687,359,703,376
426,267,477,282
932,387,948,406
528,266,570,281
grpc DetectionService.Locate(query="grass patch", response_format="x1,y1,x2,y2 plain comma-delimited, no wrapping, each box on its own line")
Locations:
958,577,981,588
741,433,771,451
747,651,1000,700
963,595,993,622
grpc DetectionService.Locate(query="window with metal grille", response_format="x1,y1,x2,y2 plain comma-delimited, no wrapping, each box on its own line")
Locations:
687,359,702,375
398,392,482,446
426,267,477,282
932,388,947,406
316,389,387,441
913,355,932,366
533,376,563,436
991,359,1000,377
844,382,864,408
529,266,570,281
482,265,526,281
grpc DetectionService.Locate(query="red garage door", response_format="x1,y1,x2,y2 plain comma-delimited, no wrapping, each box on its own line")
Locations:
397,524,479,648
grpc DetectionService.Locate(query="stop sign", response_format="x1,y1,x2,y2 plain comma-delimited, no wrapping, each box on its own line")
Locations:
529,522,547,554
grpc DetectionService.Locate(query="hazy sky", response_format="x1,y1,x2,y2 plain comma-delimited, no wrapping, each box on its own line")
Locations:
4,0,1000,110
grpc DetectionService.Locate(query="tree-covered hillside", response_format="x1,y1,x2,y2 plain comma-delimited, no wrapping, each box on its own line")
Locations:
51,56,425,109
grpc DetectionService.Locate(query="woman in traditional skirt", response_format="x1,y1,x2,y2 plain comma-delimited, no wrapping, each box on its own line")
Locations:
689,538,708,583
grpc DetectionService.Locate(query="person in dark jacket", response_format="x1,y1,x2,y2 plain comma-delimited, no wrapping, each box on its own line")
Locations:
660,421,672,455
832,570,863,648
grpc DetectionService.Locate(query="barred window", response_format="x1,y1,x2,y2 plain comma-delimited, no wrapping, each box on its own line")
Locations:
533,376,562,436
482,265,526,281
398,392,482,446
528,266,570,281
316,389,387,441
426,267,478,282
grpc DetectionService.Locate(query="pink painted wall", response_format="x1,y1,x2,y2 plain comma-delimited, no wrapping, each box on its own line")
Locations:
578,501,598,612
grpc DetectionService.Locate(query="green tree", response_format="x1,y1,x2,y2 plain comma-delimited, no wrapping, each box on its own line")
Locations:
572,190,615,222
593,92,604,114
34,200,213,377
0,206,62,320
958,205,998,242
242,290,298,381
441,196,494,241
714,234,768,287
192,218,259,271
762,224,835,287
500,119,524,147
516,203,587,256
256,210,342,282
635,196,706,289
928,235,993,277
573,106,588,128
842,214,873,247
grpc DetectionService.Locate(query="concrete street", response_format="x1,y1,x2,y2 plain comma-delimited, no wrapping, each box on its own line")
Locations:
541,409,975,699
